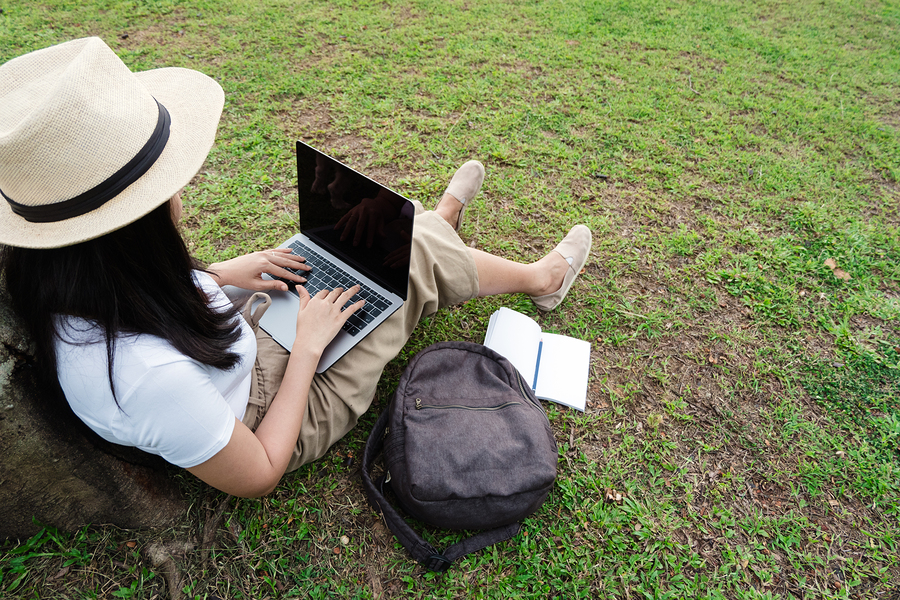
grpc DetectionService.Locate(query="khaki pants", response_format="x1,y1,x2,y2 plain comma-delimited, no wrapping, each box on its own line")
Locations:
239,205,478,471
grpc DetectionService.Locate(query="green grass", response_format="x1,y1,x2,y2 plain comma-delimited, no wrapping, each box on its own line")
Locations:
2,0,900,597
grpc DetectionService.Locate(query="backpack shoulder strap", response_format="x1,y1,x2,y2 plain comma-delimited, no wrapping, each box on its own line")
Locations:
361,407,520,573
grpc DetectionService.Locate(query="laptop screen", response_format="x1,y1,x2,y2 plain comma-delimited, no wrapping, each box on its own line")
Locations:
296,141,413,299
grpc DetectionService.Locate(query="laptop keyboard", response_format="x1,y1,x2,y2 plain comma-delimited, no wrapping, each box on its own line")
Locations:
279,240,391,337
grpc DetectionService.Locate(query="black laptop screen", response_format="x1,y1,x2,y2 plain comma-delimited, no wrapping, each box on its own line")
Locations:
296,141,413,299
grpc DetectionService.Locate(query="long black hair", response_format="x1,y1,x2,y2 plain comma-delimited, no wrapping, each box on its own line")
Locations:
1,201,243,399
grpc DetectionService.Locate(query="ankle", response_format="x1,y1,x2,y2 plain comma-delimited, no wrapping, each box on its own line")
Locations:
530,253,568,296
435,193,463,228
526,261,557,297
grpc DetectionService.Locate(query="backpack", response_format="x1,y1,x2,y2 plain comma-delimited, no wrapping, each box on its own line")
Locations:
361,341,558,572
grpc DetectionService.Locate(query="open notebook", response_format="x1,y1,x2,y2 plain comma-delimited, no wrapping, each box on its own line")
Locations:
484,308,590,411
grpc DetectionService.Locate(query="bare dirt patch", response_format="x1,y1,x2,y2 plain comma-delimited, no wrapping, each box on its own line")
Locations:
676,50,727,73
276,101,414,192
115,10,211,55
878,106,900,131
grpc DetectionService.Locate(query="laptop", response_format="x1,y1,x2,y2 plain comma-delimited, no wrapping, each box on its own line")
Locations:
257,141,414,372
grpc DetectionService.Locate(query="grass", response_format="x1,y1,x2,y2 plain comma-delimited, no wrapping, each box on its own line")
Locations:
1,0,899,597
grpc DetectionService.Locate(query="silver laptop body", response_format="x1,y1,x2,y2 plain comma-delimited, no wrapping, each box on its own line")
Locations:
258,141,414,373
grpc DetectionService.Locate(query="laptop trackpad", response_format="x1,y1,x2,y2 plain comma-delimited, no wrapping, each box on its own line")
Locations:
256,289,359,374
257,289,300,349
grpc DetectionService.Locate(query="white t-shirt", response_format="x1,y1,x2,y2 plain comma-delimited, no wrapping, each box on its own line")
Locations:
54,272,256,468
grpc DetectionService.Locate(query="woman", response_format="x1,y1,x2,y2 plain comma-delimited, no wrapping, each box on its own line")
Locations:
0,38,591,497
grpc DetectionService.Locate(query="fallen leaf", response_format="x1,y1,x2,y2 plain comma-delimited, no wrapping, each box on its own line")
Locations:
604,488,625,505
832,268,851,281
333,547,341,555
125,541,136,548
52,566,70,580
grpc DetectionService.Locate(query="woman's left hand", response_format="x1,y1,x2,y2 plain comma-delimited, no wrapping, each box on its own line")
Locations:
207,248,312,291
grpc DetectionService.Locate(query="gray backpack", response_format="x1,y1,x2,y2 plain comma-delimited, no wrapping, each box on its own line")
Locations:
362,341,558,572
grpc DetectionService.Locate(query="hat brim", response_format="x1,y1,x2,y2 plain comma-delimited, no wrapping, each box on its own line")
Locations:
0,67,224,249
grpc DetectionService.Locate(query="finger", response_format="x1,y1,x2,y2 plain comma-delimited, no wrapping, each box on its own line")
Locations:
269,248,311,269
263,249,289,263
339,284,360,300
339,284,362,307
341,298,365,318
280,262,312,273
275,266,307,283
296,285,311,308
279,255,311,272
325,286,344,301
314,287,331,299
265,278,290,292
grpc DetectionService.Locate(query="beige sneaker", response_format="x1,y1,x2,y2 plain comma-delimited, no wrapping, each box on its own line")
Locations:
530,225,592,311
442,160,485,231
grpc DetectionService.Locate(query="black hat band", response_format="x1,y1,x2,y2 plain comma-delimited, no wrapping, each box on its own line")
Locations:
1,99,171,224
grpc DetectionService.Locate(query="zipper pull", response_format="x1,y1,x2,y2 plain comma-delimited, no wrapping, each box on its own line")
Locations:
415,398,422,410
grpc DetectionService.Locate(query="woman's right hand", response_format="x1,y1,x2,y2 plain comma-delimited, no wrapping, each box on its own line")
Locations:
190,287,362,498
293,285,364,355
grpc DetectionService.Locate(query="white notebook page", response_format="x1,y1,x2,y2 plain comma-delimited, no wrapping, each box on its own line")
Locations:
534,333,590,411
484,308,541,384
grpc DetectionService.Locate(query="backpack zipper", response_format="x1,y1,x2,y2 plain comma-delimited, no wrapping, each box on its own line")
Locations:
513,371,547,413
414,398,520,411
514,371,530,400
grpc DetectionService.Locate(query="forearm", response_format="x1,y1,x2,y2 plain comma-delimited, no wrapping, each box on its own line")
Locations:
187,286,359,497
249,345,319,487
186,344,322,497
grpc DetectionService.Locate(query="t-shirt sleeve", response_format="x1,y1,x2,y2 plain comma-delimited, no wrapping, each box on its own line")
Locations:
112,359,238,469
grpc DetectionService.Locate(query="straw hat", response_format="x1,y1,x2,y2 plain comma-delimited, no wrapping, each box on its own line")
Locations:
0,37,224,248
